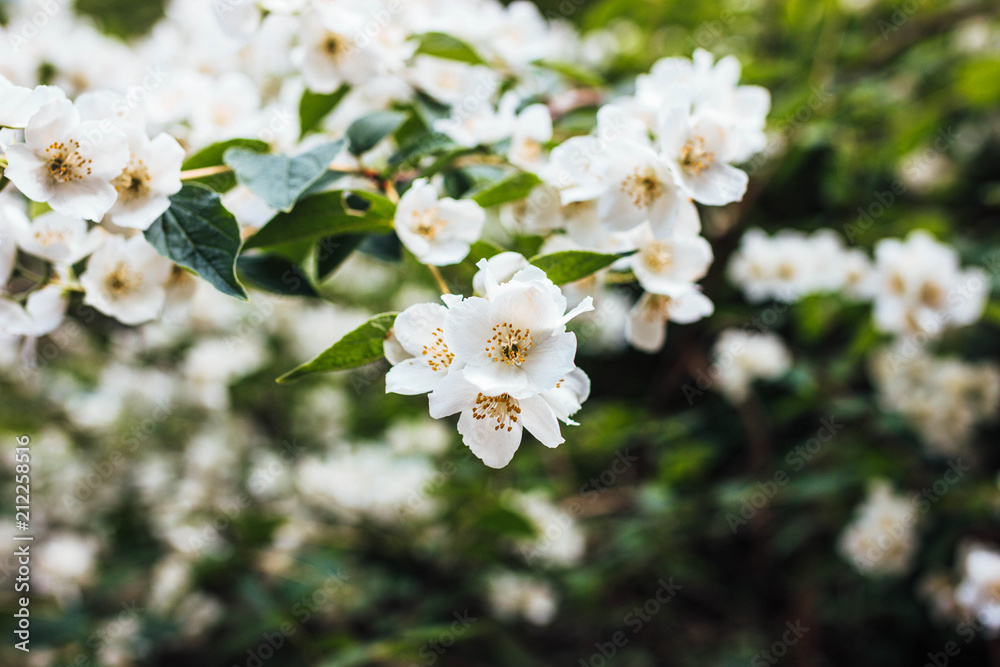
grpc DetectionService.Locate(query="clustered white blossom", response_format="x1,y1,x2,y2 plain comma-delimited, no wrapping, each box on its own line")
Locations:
838,480,920,577
869,345,1000,455
709,329,792,404
728,228,988,338
385,260,593,468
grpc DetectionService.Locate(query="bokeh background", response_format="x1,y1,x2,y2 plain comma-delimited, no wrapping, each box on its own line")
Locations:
2,0,1000,665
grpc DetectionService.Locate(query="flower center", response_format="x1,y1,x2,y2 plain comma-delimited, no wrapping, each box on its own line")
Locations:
35,229,68,247
643,240,674,273
918,281,944,309
679,136,714,173
411,208,445,240
472,393,521,432
112,159,151,203
620,167,663,210
486,322,533,366
103,263,141,298
421,327,454,372
45,141,92,183
322,33,351,61
646,294,673,318
516,139,542,164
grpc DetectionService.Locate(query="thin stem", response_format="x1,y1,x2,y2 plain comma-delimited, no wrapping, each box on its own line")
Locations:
180,165,230,180
426,264,451,295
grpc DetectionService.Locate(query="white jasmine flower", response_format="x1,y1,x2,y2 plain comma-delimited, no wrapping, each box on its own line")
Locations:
710,329,791,402
4,98,129,221
408,56,499,106
472,252,531,296
16,210,104,265
955,544,1000,633
628,224,713,295
107,130,185,230
385,302,455,395
509,103,552,173
870,230,987,338
428,373,565,468
434,92,519,148
444,261,592,396
79,234,173,325
0,76,66,129
394,179,485,266
596,139,682,237
625,287,714,353
838,481,919,577
486,571,557,625
658,107,748,205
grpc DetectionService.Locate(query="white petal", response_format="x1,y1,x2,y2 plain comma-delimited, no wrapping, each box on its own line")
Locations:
519,396,564,448
457,408,523,468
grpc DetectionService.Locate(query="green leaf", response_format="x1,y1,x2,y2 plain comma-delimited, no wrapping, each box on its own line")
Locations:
413,31,485,65
466,240,504,263
277,313,398,383
316,234,364,281
529,249,630,286
224,140,346,213
181,138,269,192
145,184,247,300
237,254,319,298
299,85,349,138
244,191,394,250
533,59,604,87
346,111,408,155
470,172,542,208
388,132,457,171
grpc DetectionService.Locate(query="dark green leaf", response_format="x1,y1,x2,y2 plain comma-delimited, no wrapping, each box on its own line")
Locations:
299,85,349,138
237,254,319,298
277,313,398,383
346,111,408,155
224,140,346,212
316,234,363,281
529,249,631,286
388,132,457,171
470,172,542,208
144,184,247,300
244,191,394,250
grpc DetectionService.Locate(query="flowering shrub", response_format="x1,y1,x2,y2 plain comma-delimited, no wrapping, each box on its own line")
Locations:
1,0,1000,665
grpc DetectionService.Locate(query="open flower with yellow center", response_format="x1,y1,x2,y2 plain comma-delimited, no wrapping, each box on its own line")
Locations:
394,179,485,266
4,98,129,222
106,129,184,230
625,288,714,353
79,234,173,325
628,223,713,296
16,210,104,266
658,106,748,206
385,302,458,395
443,260,593,396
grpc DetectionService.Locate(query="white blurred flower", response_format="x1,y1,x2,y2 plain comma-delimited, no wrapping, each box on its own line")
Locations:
710,329,791,402
838,481,918,577
486,571,557,625
80,234,173,325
